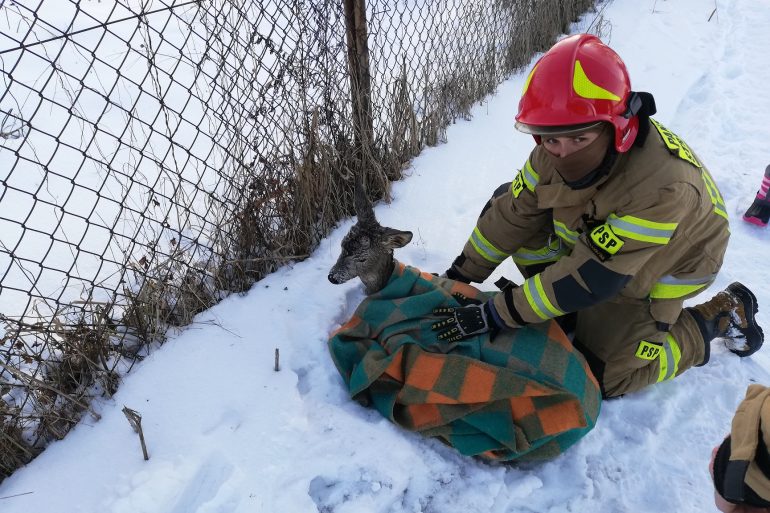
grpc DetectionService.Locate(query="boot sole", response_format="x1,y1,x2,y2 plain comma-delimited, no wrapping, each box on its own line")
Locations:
743,215,769,227
726,282,764,356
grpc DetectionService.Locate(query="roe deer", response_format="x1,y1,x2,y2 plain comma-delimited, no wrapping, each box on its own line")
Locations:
326,182,603,464
327,180,413,295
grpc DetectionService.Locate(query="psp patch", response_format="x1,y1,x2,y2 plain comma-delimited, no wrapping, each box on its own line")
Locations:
511,170,525,198
588,223,624,261
636,341,662,361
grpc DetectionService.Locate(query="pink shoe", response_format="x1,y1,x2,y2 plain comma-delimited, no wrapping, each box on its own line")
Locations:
743,198,770,226
743,214,768,227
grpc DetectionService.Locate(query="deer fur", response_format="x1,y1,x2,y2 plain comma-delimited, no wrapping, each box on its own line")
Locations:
328,179,413,295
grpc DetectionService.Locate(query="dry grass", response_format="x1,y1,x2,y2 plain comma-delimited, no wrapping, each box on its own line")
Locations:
0,0,602,483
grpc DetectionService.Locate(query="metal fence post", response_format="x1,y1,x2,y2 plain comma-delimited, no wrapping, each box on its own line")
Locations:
343,0,374,172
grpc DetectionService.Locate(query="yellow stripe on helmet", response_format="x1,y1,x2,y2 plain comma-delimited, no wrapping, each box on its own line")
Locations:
573,60,621,102
522,64,538,95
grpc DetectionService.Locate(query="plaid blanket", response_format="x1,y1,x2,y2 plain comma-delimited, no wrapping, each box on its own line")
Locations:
328,262,601,462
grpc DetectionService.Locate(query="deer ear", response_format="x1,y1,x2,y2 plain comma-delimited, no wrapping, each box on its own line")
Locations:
354,176,376,225
382,228,413,249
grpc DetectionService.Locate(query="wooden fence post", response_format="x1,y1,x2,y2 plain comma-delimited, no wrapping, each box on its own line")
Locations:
343,0,374,174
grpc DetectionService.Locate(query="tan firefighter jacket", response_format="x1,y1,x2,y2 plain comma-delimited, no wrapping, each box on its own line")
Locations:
453,118,730,329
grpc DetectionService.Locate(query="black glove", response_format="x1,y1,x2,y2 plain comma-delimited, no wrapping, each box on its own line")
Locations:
444,267,471,284
431,293,505,342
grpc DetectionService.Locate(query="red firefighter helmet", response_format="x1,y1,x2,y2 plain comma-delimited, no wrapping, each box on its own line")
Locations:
515,34,638,152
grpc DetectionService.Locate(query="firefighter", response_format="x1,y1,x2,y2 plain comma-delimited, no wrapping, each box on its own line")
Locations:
432,34,764,398
710,385,770,512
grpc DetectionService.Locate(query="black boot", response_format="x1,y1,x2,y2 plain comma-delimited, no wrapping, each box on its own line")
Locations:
688,282,764,361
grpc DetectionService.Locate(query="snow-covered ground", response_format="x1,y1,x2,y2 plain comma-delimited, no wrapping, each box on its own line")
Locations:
2,0,770,512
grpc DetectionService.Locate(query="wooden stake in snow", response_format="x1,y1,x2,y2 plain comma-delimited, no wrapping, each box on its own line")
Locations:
122,406,149,460
274,348,280,371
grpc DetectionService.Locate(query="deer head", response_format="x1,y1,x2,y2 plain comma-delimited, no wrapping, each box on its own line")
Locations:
328,178,413,295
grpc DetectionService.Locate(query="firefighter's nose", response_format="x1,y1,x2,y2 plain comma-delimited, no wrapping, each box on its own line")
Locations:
551,142,573,158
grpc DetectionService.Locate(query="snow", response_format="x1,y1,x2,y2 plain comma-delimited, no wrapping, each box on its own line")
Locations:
2,0,770,512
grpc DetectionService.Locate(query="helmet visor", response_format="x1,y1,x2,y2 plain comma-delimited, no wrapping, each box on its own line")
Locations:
515,120,604,136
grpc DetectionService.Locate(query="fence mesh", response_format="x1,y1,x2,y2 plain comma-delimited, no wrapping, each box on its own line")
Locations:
0,0,597,479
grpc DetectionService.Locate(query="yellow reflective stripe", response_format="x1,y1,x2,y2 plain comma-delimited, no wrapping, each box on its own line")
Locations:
553,220,579,245
700,168,729,220
469,227,508,264
607,213,678,244
667,334,681,380
573,60,621,101
649,273,716,299
511,244,568,266
523,274,564,320
656,348,668,382
650,282,708,299
523,277,548,320
656,334,681,382
522,160,540,191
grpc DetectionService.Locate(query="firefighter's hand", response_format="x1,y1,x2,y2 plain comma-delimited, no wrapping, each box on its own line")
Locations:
431,294,503,342
443,266,472,283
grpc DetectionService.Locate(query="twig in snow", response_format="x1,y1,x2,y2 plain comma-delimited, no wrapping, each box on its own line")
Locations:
122,406,149,460
0,491,34,500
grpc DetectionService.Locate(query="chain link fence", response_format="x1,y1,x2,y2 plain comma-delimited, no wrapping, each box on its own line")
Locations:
0,0,597,479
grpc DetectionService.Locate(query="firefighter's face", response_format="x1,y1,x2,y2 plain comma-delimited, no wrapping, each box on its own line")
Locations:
542,131,603,158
